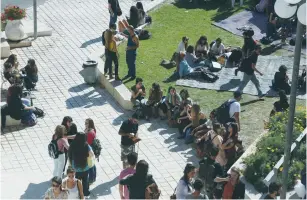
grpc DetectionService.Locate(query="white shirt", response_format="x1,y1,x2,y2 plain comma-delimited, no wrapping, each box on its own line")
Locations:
176,179,192,199
176,41,186,53
210,42,225,55
228,99,240,118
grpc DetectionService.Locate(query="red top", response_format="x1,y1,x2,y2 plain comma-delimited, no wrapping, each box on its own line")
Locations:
86,129,96,145
222,181,234,199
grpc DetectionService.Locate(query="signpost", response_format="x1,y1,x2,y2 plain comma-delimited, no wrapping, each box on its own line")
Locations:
33,0,37,39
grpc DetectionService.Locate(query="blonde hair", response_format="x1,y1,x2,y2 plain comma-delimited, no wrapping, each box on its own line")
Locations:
191,104,201,127
55,125,67,138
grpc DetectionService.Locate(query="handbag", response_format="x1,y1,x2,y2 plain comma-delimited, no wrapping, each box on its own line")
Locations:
145,183,161,199
87,153,95,168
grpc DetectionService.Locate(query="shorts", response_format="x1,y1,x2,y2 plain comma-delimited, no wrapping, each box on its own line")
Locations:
120,144,135,161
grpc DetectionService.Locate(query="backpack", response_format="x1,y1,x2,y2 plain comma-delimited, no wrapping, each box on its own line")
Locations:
203,133,218,155
102,31,106,46
145,183,161,199
48,138,59,159
202,70,219,83
33,107,45,118
91,138,102,161
228,48,242,63
138,30,151,40
199,157,216,188
212,100,236,125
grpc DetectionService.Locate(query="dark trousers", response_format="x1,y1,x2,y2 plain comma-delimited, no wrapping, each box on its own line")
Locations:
88,165,96,183
126,50,137,77
76,170,90,196
105,50,119,76
1,105,9,129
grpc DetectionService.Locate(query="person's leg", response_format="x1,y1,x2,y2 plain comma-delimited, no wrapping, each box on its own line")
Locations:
104,49,110,74
250,73,263,96
126,51,131,77
237,73,252,92
63,150,68,173
231,0,235,7
88,166,94,183
108,52,113,78
184,128,194,144
53,157,59,177
76,171,90,196
130,51,136,78
113,52,119,78
58,153,65,178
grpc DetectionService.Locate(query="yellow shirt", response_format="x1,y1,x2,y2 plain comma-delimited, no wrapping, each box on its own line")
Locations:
104,30,117,52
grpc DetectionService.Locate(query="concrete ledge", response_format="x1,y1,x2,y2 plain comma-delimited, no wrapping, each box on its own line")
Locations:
88,46,133,110
8,38,32,49
0,102,21,127
1,37,10,58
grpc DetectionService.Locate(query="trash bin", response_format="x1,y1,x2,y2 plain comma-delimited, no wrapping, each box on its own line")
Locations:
81,60,98,84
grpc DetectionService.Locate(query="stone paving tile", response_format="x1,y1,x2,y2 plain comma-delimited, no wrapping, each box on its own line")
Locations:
1,0,199,198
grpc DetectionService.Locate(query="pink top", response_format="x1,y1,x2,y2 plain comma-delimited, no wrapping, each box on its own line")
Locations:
119,168,136,199
53,135,69,153
86,129,96,145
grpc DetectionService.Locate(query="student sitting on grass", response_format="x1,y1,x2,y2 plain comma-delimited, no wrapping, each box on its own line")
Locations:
272,65,291,95
195,36,209,59
209,38,225,60
185,45,208,68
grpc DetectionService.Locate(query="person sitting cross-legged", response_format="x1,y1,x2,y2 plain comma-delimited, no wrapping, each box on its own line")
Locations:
130,77,146,106
21,58,38,90
185,45,207,69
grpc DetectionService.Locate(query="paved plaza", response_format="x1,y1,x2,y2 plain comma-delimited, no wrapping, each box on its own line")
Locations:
1,0,199,198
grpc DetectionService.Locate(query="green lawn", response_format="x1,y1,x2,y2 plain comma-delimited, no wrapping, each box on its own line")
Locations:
116,1,305,147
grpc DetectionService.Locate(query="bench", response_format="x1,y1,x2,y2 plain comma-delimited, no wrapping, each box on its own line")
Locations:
0,102,21,127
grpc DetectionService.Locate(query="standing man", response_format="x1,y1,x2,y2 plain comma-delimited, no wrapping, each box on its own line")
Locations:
124,25,139,80
104,23,120,80
228,91,242,131
236,44,264,98
118,118,139,169
108,0,120,27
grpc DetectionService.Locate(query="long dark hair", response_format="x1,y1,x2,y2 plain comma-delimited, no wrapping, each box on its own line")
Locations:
7,84,23,104
151,82,161,101
136,2,145,17
226,122,238,140
135,160,149,179
182,163,196,185
5,54,16,66
86,118,96,132
61,116,73,130
196,36,208,46
129,6,139,26
26,59,38,75
68,133,89,169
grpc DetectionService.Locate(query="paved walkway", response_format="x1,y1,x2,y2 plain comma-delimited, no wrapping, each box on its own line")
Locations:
1,0,199,199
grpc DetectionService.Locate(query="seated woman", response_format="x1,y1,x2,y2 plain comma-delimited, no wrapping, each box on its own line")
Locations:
136,2,146,25
195,36,209,59
209,38,225,59
130,77,146,106
220,122,238,170
144,82,163,120
5,54,19,68
159,86,182,125
118,6,142,30
6,84,37,126
21,59,38,90
185,45,208,68
178,104,206,144
273,65,290,94
266,12,279,40
3,63,15,84
270,90,289,117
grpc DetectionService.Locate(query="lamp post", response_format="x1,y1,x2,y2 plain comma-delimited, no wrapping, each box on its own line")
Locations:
274,0,306,199
33,0,37,39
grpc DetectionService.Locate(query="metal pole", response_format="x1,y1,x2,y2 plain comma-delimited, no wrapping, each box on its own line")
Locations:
280,21,304,199
33,0,37,39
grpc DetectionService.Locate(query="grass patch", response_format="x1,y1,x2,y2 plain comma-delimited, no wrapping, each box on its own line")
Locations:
116,1,305,147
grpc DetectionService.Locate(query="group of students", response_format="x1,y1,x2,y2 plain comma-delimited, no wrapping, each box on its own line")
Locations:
3,54,38,90
103,1,150,81
48,117,98,198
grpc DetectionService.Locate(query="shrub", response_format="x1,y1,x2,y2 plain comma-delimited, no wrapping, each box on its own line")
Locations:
243,108,306,192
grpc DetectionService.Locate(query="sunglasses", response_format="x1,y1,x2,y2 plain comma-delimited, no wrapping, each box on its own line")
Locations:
52,184,60,188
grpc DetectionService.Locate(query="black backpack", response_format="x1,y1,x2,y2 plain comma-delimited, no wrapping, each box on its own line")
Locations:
199,157,216,188
213,100,236,124
229,48,242,63
102,31,106,46
48,138,59,159
91,138,102,161
33,107,45,118
139,30,151,40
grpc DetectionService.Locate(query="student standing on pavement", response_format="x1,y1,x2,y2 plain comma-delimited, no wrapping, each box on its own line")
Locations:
236,45,265,98
228,91,242,131
176,163,197,199
84,118,97,184
118,118,139,169
124,25,139,80
119,152,138,199
104,23,120,80
108,0,120,27
52,125,69,178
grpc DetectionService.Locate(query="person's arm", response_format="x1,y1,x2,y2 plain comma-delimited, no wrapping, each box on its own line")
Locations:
177,115,189,123
77,180,84,200
269,12,273,23
118,128,134,137
234,112,240,131
176,180,188,199
119,184,125,199
252,64,263,75
108,1,113,15
214,177,229,183
131,90,142,99
66,135,76,140
183,123,192,133
62,138,70,150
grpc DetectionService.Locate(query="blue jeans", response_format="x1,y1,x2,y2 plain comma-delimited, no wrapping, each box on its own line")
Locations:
88,165,96,183
126,50,137,77
109,13,117,27
184,128,194,144
237,73,263,96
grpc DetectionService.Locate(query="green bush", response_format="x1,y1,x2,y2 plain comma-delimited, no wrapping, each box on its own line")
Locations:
243,108,306,192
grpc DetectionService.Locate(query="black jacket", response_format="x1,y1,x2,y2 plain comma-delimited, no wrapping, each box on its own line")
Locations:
231,180,245,199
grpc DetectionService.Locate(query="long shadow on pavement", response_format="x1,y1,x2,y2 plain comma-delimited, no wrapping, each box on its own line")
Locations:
90,176,118,199
20,181,50,199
